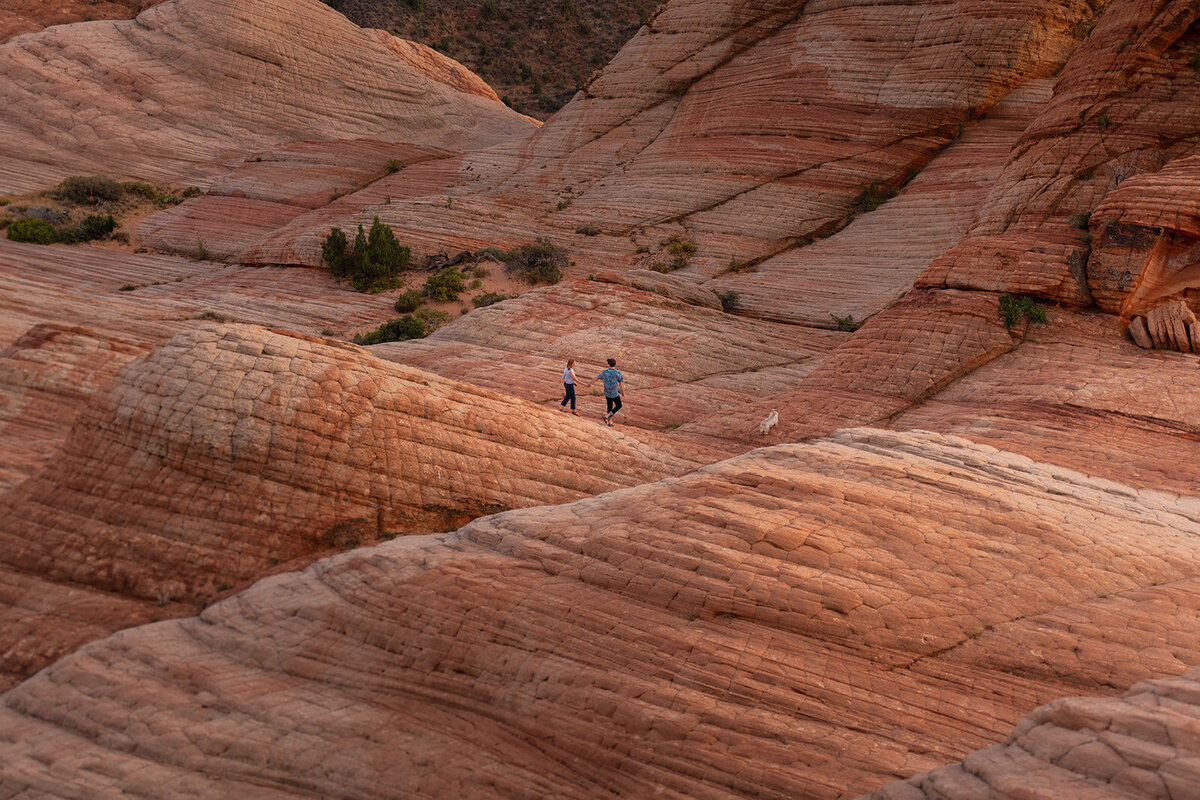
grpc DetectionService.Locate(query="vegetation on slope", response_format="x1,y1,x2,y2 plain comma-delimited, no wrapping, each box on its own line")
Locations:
324,0,650,118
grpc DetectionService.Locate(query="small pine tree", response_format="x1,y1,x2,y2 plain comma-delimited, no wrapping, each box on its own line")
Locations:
366,217,409,273
322,227,349,278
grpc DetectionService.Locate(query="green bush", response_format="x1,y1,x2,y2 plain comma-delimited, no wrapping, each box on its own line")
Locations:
575,223,601,236
423,267,466,301
80,214,116,240
7,218,58,244
648,261,669,273
353,315,427,345
1068,211,1091,230
504,238,566,285
713,290,738,312
57,227,89,244
122,181,179,207
998,294,1047,329
54,176,122,205
393,289,422,313
322,227,350,278
322,218,411,292
830,312,861,332
853,182,897,213
472,291,508,308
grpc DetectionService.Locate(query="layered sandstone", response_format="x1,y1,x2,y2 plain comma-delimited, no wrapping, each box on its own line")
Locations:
863,668,1200,799
0,0,534,194
240,0,1095,285
4,430,1200,797
375,277,845,434
0,323,698,688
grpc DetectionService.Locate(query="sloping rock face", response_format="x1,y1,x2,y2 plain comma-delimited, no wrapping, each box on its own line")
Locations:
0,0,535,194
376,278,846,433
862,668,1200,799
0,323,697,688
0,0,157,43
4,430,1200,798
241,0,1095,285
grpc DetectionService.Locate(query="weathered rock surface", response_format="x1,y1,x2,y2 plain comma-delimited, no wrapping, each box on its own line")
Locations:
134,140,457,260
892,310,1200,496
862,667,1200,800
0,323,699,688
376,278,845,435
241,0,1095,287
0,0,534,194
0,0,156,43
0,324,147,492
4,430,1200,798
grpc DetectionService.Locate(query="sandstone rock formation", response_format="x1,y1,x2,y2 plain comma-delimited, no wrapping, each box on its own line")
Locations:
862,668,1200,799
0,322,700,689
0,0,535,195
4,430,1200,798
7,0,1200,797
375,277,846,434
237,0,1096,286
0,0,157,44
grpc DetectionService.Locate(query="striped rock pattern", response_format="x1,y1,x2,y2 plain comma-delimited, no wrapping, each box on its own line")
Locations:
0,0,534,194
3,430,1200,798
862,668,1200,800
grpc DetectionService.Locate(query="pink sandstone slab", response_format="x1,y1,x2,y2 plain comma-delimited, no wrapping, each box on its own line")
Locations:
0,0,535,194
4,430,1200,797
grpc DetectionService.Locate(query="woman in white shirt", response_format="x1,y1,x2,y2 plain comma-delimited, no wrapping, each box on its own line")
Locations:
559,359,589,415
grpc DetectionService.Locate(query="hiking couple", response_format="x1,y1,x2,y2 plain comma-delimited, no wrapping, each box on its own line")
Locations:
560,358,624,426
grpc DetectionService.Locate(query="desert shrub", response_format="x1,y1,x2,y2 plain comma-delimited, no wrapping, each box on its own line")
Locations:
122,181,179,207
472,291,508,308
648,261,669,273
393,289,423,313
57,227,89,244
191,238,210,261
23,206,69,225
1068,211,1091,229
713,290,738,312
119,284,136,291
998,294,1047,329
385,158,401,174
575,223,601,236
55,176,122,205
423,267,466,301
660,234,696,270
470,278,483,288
7,218,58,244
830,312,861,332
80,214,117,240
324,218,410,292
471,265,490,279
853,182,897,213
504,238,566,285
182,186,202,198
353,315,428,345
414,306,450,330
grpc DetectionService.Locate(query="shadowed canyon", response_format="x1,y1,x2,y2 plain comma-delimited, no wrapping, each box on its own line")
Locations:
3,0,1200,797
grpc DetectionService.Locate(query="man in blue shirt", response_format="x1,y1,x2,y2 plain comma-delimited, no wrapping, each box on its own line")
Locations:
596,358,624,426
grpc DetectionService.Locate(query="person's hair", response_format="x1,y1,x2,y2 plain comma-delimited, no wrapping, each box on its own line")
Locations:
607,358,616,367
567,359,575,367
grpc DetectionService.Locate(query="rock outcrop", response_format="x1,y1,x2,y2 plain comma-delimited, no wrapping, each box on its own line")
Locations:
0,323,699,688
0,0,534,194
862,668,1200,799
4,430,1200,798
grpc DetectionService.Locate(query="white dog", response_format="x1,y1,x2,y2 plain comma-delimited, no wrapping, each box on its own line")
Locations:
757,409,779,435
